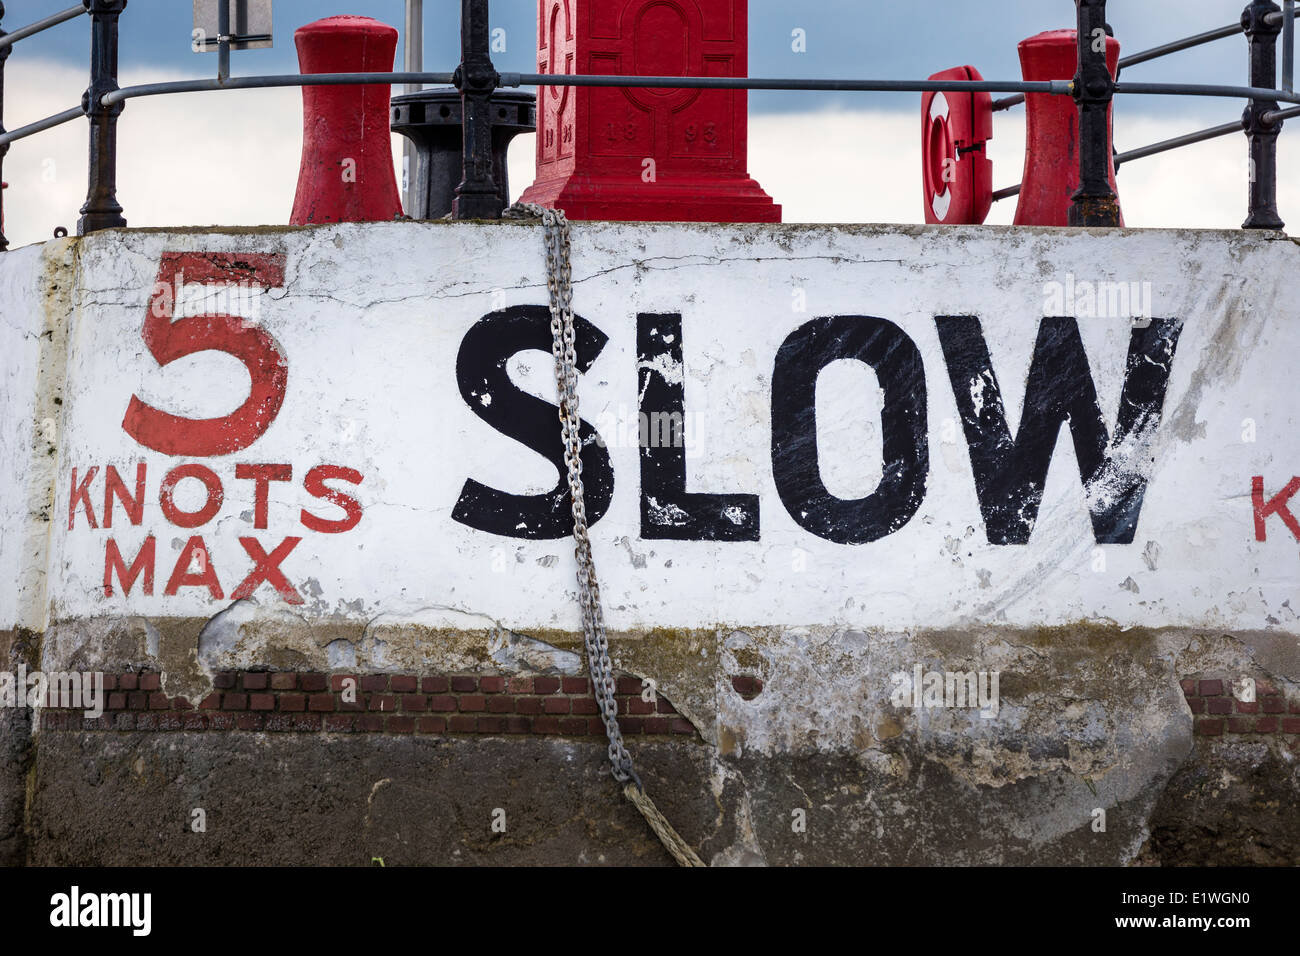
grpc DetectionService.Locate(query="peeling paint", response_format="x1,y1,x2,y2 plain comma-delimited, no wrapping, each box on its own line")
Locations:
2,223,1299,864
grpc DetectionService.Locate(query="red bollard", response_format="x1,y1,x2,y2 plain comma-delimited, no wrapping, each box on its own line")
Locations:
1014,30,1123,227
290,16,403,226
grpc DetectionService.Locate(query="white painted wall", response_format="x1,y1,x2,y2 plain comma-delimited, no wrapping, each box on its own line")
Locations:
2,222,1297,637
0,241,67,632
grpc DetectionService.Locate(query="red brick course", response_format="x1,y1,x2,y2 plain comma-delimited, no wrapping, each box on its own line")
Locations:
71,669,1300,744
38,670,702,740
1185,675,1299,738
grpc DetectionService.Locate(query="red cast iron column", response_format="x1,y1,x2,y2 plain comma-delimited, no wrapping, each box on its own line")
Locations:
520,0,780,223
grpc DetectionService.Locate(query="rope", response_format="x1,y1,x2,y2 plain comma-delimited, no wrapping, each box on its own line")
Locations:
504,201,706,868
624,783,706,867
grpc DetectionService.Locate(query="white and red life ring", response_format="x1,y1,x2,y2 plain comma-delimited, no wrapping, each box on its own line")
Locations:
922,66,993,225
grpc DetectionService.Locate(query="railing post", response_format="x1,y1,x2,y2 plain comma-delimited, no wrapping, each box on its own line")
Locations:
1069,0,1121,226
1242,0,1285,230
452,0,502,220
216,0,230,82
1285,0,1294,93
0,2,10,251
77,0,127,236
402,0,424,214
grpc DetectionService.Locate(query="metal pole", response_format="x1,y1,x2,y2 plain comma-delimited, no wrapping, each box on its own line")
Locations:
0,106,84,147
1116,78,1300,103
0,2,10,252
504,73,1074,95
1265,102,1300,122
995,22,1256,111
1116,22,1245,73
78,0,128,236
995,117,1257,202
1285,0,1295,91
1242,1,1285,230
452,0,501,219
1114,119,1245,168
1069,0,1121,226
0,4,87,52
88,73,1081,104
217,0,229,83
403,0,422,213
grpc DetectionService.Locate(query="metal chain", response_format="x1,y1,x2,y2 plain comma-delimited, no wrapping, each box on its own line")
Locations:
504,202,639,787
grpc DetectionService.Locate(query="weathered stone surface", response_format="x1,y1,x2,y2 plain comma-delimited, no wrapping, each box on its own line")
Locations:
19,622,1299,865
1140,738,1300,867
28,734,720,866
0,630,36,867
3,224,1299,865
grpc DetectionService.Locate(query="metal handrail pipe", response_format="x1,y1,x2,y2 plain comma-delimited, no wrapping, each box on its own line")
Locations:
102,71,459,106
0,105,83,147
0,4,87,52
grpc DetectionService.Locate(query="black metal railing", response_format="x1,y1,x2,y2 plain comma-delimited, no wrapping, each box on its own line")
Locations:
0,0,1296,249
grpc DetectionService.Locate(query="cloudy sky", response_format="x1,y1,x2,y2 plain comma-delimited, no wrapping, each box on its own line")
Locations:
4,0,1299,248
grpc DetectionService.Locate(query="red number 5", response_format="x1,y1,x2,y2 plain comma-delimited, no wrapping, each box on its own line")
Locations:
123,252,288,457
